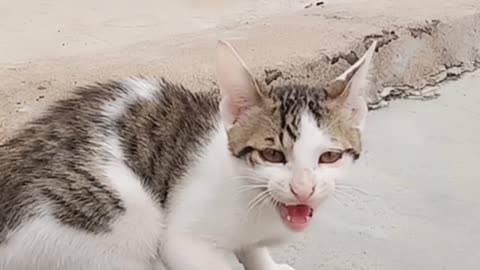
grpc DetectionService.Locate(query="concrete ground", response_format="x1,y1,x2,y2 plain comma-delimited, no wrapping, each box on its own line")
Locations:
1,0,479,269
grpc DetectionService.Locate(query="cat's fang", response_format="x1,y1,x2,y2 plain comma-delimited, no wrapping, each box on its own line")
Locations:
279,204,314,232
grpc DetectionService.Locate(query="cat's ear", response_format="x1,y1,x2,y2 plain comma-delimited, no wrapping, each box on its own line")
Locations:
216,40,261,128
327,41,377,131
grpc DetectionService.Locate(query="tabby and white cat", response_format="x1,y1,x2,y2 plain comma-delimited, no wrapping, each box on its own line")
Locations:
0,40,376,270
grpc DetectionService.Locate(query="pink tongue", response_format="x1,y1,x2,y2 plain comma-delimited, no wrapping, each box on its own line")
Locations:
285,205,312,223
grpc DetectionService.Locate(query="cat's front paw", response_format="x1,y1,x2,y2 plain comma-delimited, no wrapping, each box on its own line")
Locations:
277,263,296,270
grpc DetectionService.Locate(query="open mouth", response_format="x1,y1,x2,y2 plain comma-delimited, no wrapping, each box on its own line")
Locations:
278,203,314,232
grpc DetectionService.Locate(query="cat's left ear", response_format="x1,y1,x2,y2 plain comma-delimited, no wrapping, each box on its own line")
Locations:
216,40,261,129
327,41,377,132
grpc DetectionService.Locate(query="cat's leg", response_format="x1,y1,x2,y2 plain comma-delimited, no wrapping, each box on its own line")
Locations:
163,234,232,270
236,247,296,270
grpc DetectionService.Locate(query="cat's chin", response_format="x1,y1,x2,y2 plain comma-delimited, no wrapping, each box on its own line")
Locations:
278,204,314,232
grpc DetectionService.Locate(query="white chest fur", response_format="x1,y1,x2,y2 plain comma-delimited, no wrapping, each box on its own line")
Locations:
165,128,294,251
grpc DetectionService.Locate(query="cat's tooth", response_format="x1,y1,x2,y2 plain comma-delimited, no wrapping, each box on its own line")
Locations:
287,215,292,222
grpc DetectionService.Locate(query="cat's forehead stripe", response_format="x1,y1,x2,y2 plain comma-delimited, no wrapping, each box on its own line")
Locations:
262,83,361,157
270,84,330,143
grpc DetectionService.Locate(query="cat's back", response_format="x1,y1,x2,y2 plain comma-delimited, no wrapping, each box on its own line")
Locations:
0,77,218,269
0,80,126,243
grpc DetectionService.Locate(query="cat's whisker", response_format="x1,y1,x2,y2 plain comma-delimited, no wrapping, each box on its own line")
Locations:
231,175,269,183
260,194,273,210
332,195,350,208
237,188,267,195
235,188,266,198
254,193,271,221
336,184,373,196
247,191,264,209
334,191,356,207
251,195,270,222
240,169,270,180
237,184,268,193
244,174,270,183
334,189,356,200
246,190,270,217
253,191,281,222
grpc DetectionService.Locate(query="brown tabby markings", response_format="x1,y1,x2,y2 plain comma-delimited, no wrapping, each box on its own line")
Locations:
228,81,362,166
0,81,128,243
0,79,219,243
116,81,220,206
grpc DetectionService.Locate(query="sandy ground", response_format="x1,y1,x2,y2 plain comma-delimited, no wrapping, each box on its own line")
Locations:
1,0,479,142
1,0,479,269
0,0,310,64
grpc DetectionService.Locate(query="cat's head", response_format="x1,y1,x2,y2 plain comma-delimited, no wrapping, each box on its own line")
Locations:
216,40,376,232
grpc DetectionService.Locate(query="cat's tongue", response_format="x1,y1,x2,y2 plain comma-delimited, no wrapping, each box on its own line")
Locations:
279,204,313,232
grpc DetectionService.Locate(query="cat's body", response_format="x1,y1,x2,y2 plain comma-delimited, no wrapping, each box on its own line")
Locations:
0,78,289,269
0,40,377,270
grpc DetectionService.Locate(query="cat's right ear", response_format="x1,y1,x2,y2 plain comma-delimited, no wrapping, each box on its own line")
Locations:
326,41,377,132
216,40,261,129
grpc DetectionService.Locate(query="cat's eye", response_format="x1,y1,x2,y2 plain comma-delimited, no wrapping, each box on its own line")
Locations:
259,148,286,163
318,151,343,164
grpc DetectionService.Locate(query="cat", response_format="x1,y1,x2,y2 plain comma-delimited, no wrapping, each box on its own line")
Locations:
0,40,376,270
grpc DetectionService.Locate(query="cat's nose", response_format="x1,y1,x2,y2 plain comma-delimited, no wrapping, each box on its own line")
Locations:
289,183,316,202
290,168,316,202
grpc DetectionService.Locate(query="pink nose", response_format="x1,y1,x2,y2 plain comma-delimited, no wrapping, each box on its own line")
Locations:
289,184,316,202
